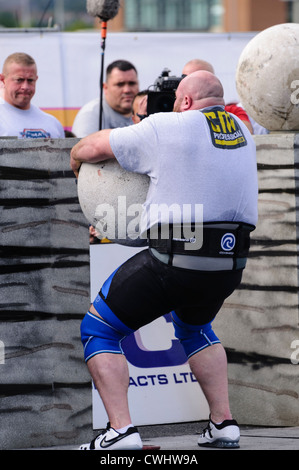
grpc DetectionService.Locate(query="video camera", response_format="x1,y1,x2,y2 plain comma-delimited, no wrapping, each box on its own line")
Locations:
147,68,183,116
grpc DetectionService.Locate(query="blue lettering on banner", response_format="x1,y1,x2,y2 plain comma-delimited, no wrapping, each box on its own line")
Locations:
122,313,187,368
129,374,169,387
128,372,196,388
173,372,197,384
93,372,197,388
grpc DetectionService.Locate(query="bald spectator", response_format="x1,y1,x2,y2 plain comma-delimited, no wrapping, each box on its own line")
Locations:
182,59,215,76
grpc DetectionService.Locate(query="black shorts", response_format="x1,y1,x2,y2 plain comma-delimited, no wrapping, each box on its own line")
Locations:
98,249,243,330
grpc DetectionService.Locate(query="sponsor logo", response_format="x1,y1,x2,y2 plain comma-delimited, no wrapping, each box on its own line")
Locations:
99,428,137,449
202,107,247,149
21,129,51,138
100,434,127,449
123,313,187,368
221,233,236,251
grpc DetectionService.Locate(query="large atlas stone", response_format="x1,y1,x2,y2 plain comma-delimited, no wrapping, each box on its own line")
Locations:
77,160,150,245
236,23,299,131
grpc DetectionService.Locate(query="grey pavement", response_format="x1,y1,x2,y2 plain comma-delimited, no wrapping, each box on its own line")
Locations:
19,422,299,451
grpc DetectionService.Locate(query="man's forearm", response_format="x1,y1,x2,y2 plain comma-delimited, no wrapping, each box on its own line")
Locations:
70,129,115,177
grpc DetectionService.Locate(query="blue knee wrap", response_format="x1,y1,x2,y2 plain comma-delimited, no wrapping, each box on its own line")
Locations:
171,311,220,358
81,294,134,362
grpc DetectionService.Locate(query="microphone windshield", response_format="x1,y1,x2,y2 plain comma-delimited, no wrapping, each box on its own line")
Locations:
87,0,120,21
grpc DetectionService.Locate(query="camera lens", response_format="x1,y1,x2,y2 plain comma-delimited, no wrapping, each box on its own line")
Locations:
147,91,175,115
155,93,175,112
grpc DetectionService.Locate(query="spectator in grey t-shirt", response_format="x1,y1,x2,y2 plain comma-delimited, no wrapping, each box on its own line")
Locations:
72,60,139,137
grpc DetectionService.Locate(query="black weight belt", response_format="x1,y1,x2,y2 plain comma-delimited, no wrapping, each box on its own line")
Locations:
148,222,255,271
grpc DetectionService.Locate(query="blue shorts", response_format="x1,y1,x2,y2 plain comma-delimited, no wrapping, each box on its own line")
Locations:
80,249,242,361
81,298,134,362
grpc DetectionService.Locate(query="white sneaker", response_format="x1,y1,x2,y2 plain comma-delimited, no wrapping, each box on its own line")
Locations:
79,423,143,450
198,418,240,448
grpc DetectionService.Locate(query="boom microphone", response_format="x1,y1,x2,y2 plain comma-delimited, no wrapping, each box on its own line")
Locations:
86,0,121,130
86,0,120,21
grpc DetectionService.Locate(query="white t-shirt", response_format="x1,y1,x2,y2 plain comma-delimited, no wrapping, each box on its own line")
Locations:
0,101,65,139
72,97,133,137
110,106,258,235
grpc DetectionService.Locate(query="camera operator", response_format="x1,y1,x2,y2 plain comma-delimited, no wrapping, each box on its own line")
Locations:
131,90,149,124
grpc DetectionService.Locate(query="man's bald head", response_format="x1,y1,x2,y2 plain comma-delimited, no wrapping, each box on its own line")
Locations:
182,59,215,76
173,70,224,112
